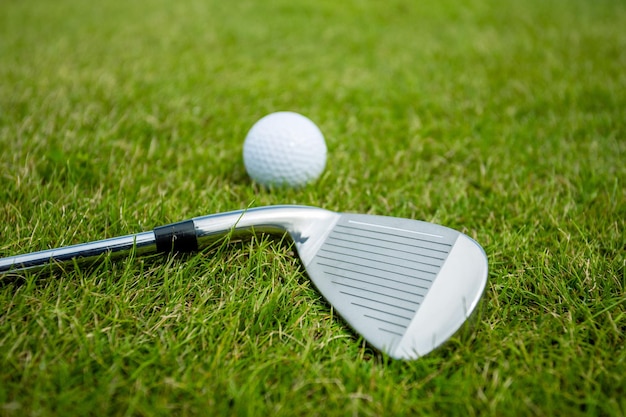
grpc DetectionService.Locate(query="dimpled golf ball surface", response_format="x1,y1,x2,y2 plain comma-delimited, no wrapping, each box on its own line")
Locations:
243,112,327,187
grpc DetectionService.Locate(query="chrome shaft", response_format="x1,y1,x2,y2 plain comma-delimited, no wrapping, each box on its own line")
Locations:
0,205,335,274
0,232,157,273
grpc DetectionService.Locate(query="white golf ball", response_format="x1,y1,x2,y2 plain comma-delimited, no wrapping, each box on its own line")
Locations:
243,111,327,187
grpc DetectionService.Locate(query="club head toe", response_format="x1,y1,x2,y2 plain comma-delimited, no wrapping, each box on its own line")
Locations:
392,233,488,359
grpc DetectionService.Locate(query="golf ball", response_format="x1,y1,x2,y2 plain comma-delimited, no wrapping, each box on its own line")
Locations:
243,111,327,188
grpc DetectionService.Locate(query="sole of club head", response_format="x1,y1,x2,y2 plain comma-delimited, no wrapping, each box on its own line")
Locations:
298,212,488,360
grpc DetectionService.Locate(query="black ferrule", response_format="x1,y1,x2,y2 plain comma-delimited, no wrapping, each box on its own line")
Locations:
154,220,199,253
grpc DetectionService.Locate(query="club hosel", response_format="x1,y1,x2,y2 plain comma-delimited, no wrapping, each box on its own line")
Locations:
152,208,302,255
187,206,341,265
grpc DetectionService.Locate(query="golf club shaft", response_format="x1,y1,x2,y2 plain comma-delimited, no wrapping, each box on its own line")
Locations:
0,206,326,274
0,231,159,273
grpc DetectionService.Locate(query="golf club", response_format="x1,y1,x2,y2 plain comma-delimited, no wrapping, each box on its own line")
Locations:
0,205,488,360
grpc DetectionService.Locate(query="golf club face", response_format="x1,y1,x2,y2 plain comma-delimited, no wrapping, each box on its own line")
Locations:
295,212,488,360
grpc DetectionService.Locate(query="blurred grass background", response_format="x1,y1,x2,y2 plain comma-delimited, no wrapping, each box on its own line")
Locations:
1,0,624,415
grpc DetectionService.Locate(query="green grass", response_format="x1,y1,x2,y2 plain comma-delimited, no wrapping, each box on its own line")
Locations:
1,0,624,415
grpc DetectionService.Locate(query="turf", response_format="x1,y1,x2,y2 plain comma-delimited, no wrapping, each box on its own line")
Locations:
0,0,624,415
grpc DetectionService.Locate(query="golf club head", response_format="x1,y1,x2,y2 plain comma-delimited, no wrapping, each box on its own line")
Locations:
292,211,488,360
